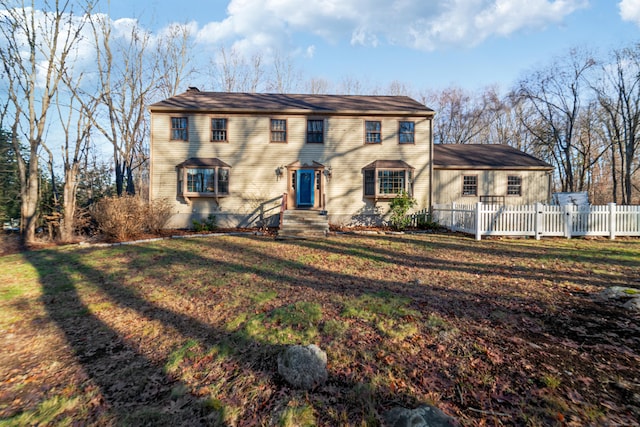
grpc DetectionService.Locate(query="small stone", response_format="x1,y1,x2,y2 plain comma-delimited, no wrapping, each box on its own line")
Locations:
623,297,640,312
277,344,327,390
385,405,458,427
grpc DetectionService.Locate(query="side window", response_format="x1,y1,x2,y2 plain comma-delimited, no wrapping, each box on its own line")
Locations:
364,169,375,196
507,175,522,196
171,117,188,141
462,175,477,196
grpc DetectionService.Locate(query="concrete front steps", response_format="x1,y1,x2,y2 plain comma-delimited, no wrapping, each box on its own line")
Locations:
277,209,329,239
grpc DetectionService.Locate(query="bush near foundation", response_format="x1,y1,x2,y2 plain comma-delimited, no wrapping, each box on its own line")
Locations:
91,196,172,241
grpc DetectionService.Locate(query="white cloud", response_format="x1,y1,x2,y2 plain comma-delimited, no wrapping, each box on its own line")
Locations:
619,0,640,25
192,0,589,53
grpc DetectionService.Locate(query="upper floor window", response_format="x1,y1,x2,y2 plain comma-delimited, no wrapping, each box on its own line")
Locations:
307,119,324,143
365,120,381,143
398,121,415,144
462,175,477,196
507,175,522,196
362,160,414,199
271,119,287,143
171,117,188,141
211,118,228,142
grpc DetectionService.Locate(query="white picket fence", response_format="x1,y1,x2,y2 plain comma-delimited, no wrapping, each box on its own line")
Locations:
432,203,640,240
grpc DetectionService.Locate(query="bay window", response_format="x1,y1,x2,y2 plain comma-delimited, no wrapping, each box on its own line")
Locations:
177,158,231,198
362,160,414,199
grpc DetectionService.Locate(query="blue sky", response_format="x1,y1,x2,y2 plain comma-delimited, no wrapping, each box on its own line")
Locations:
66,1,640,93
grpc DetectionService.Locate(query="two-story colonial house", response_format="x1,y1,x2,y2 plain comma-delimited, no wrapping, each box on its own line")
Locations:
149,89,435,229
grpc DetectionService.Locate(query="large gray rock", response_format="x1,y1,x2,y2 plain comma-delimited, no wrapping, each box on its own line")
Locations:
277,344,327,390
385,405,458,427
623,297,640,312
597,286,639,301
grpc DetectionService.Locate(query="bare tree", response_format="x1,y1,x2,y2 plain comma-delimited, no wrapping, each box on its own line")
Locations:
305,77,331,94
421,86,491,145
385,80,412,96
267,51,301,93
514,48,597,192
212,46,264,92
155,23,196,98
593,44,640,204
0,0,94,245
56,73,97,241
87,13,157,196
338,75,366,95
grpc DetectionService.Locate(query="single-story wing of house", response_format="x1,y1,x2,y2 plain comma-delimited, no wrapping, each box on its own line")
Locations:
432,144,554,206
149,89,553,230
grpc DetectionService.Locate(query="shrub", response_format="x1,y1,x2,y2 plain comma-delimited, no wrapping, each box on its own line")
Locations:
92,196,146,241
192,214,217,232
416,213,439,230
389,190,417,231
145,198,173,234
91,196,173,241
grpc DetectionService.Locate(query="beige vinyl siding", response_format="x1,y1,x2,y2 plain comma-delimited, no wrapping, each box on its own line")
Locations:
151,111,432,227
432,169,550,205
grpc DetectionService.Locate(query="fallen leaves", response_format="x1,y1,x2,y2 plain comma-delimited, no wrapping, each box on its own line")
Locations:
1,234,639,425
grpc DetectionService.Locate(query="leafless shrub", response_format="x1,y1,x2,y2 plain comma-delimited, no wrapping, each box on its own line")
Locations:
91,196,147,241
145,198,173,234
91,196,173,241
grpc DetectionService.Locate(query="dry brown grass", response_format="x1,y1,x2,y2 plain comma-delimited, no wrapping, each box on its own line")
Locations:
1,233,639,425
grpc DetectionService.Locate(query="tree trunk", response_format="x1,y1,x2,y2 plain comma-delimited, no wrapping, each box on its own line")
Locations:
59,166,79,242
21,151,40,245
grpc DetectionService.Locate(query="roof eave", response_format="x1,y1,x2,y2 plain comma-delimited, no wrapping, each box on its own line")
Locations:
434,165,554,171
149,105,435,117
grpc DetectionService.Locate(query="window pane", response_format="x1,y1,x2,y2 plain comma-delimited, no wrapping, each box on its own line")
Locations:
463,175,477,196
378,170,405,195
187,168,215,193
399,121,415,143
212,118,227,141
507,175,521,196
271,119,287,142
307,120,324,143
365,120,381,143
218,168,229,194
364,169,375,196
171,117,187,140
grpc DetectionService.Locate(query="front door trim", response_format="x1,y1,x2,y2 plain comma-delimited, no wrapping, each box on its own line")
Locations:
286,160,325,210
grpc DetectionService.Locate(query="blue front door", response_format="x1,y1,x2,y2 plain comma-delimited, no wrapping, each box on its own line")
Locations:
296,169,314,207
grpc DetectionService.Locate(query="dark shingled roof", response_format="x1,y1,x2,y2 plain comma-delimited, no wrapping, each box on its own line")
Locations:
362,160,415,170
150,90,434,115
433,144,553,170
176,158,232,168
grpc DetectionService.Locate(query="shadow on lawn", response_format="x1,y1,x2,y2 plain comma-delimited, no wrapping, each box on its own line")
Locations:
28,240,430,425
25,233,639,425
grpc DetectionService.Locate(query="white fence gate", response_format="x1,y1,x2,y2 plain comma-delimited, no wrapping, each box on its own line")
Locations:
432,203,640,240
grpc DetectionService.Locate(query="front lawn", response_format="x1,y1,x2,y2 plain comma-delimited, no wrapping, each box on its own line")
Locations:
0,233,639,425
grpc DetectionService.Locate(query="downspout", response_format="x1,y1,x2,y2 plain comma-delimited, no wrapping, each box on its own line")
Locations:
428,115,434,215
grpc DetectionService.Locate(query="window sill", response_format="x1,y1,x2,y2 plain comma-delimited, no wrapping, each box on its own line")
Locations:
365,194,402,200
183,193,229,197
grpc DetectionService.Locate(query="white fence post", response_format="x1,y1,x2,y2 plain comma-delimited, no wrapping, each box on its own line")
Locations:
451,202,456,231
609,202,616,240
535,202,543,240
475,202,482,241
564,204,573,239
